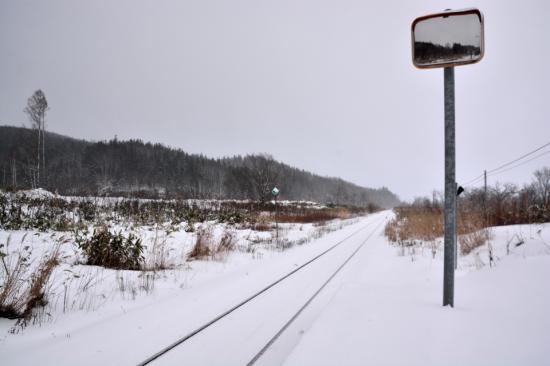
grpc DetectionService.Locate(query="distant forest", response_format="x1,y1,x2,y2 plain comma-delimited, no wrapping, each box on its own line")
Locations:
414,41,481,64
0,126,400,208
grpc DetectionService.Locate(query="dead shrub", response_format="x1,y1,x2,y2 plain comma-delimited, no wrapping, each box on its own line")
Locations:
459,228,491,255
216,230,236,252
187,227,212,261
252,215,272,232
187,227,237,261
212,230,236,260
144,225,173,271
0,235,61,323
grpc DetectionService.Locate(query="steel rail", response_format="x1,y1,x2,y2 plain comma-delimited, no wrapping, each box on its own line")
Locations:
136,218,377,366
246,218,385,365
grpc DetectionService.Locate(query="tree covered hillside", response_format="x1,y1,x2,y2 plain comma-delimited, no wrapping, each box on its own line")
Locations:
0,126,400,207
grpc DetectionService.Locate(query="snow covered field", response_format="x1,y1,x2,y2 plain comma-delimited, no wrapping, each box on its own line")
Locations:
278,220,550,366
0,200,365,365
1,210,549,366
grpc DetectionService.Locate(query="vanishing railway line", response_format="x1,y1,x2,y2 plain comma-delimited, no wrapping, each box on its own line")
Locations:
137,214,387,366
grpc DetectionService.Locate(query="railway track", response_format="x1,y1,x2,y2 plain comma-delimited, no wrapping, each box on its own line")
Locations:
137,214,387,366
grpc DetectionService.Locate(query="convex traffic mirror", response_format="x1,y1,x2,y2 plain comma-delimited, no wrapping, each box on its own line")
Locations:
412,9,484,68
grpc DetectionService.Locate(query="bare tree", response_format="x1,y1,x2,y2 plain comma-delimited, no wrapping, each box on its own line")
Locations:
24,90,48,187
487,182,517,225
533,167,550,209
11,155,17,188
247,154,279,202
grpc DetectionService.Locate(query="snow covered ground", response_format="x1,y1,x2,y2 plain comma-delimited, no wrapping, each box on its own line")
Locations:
276,220,550,366
1,211,549,366
0,207,365,365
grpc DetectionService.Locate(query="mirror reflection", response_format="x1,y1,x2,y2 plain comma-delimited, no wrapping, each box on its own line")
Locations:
413,12,483,68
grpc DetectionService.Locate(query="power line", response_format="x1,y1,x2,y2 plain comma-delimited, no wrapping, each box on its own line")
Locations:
465,150,550,187
486,141,550,175
461,141,550,187
485,150,550,180
462,172,484,186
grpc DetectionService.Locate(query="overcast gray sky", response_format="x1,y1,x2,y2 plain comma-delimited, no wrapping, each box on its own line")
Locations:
1,0,549,201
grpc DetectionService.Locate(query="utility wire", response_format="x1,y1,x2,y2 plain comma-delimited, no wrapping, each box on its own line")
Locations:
462,173,484,186
461,141,550,187
485,150,550,180
486,141,550,175
465,150,550,187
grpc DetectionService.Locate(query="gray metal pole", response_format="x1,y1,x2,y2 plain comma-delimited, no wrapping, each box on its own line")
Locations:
484,169,488,226
454,182,458,271
443,67,456,307
275,196,279,244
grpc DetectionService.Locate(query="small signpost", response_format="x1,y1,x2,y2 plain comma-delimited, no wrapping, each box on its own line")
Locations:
272,187,280,243
411,8,484,307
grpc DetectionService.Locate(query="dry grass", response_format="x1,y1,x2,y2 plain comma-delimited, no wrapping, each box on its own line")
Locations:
459,229,491,255
187,227,237,261
251,215,272,232
20,247,60,321
457,211,491,255
0,235,30,318
59,268,105,314
386,207,489,255
276,208,351,224
216,230,236,252
243,207,351,231
212,230,236,261
385,208,443,245
0,234,61,323
144,225,173,271
187,227,212,261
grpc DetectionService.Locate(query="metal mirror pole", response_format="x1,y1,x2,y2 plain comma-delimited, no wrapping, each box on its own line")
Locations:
275,195,279,244
443,66,456,307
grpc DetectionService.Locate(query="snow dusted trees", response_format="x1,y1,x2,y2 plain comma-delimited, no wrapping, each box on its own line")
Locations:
24,90,49,188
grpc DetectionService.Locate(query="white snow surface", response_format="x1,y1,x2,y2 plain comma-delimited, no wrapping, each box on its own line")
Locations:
276,220,550,366
0,212,363,365
1,211,549,366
